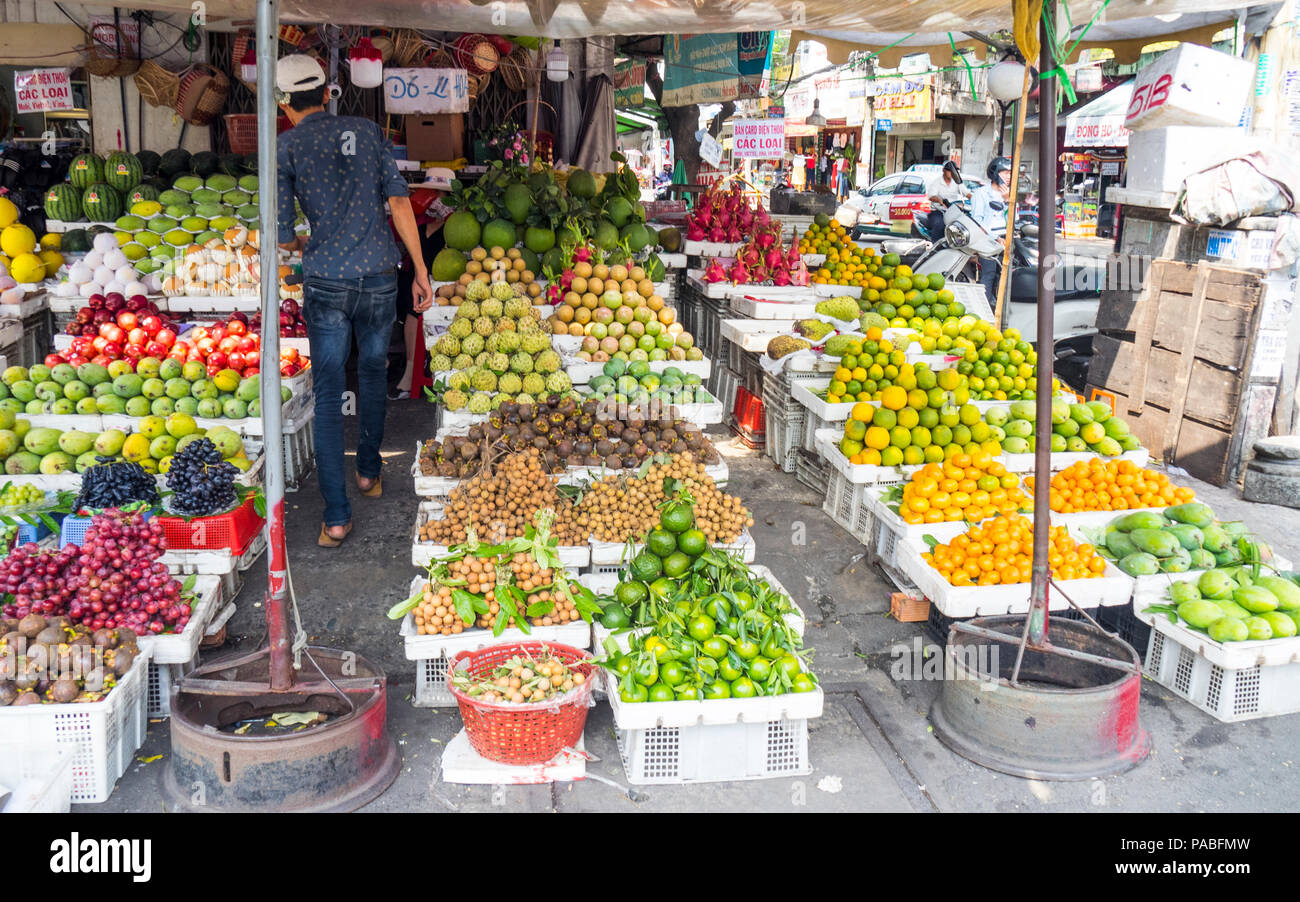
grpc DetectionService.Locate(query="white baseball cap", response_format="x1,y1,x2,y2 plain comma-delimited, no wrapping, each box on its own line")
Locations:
275,54,327,95
413,168,455,191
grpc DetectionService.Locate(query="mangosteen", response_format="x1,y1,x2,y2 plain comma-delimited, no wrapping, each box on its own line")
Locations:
35,626,64,646
1,630,22,647
12,691,41,706
50,675,80,704
0,683,16,706
501,423,519,439
550,411,566,426
518,404,536,422
25,643,49,671
83,668,106,692
557,396,577,417
574,439,592,457
626,412,646,430
437,461,457,477
532,436,549,451
18,614,46,639
467,424,485,442
499,401,518,420
685,431,704,448
113,647,137,677
543,451,560,471
606,454,624,470
590,422,608,442
671,439,688,454
518,424,536,442
534,418,551,435
595,439,615,458
576,414,594,434
459,443,478,460
661,428,678,445
116,628,138,647
46,616,71,632
621,427,640,444
73,645,98,674
633,441,651,459
14,666,39,692
584,455,602,467
92,629,116,649
565,454,585,469
0,617,16,633
556,439,574,458
483,424,503,442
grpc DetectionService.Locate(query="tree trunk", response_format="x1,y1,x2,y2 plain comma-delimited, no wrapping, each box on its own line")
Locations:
645,63,734,186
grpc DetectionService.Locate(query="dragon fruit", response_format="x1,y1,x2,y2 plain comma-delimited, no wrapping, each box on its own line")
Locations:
728,260,751,284
704,258,728,283
686,221,707,241
572,245,593,263
708,224,727,243
791,259,811,287
764,246,785,270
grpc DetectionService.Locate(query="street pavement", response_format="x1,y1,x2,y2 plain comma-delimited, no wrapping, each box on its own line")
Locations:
86,397,1300,813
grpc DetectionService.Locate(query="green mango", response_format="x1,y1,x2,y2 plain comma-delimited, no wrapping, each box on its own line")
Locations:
1244,616,1274,640
1219,521,1250,538
1130,527,1182,557
1261,611,1298,638
1188,548,1218,571
1177,599,1225,630
1105,530,1138,560
1200,523,1232,554
1159,547,1192,573
1114,511,1169,532
1211,598,1251,620
1118,552,1160,577
1234,585,1278,614
1164,502,1215,528
1214,546,1243,567
1208,617,1249,643
1168,581,1201,604
1253,576,1300,612
1167,523,1204,552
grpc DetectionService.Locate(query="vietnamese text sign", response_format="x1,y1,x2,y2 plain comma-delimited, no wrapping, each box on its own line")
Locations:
872,78,933,124
14,68,74,114
732,118,785,158
383,68,470,114
614,58,645,108
663,34,738,106
700,133,723,167
737,31,771,100
1064,116,1130,147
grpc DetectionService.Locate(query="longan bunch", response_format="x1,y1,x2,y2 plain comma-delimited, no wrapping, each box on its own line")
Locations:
572,453,754,544
421,449,585,546
412,582,473,637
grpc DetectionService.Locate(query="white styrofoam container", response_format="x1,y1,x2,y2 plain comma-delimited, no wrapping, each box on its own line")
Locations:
132,574,223,665
1124,43,1254,131
792,379,856,422
617,718,812,785
1000,448,1150,473
813,283,862,298
409,500,591,569
587,528,756,567
566,356,711,385
720,318,797,352
0,742,76,812
729,296,819,319
440,729,588,784
1125,127,1261,195
894,519,1134,618
0,650,150,803
682,241,742,259
1144,628,1300,722
814,427,898,485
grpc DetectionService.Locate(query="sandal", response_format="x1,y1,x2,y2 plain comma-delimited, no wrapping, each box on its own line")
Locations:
357,474,383,498
318,522,353,547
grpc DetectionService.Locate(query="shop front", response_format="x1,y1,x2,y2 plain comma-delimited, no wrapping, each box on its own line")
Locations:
871,75,939,175
1062,81,1132,238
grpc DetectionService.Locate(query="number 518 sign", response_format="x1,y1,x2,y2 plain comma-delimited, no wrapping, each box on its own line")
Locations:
1126,74,1172,123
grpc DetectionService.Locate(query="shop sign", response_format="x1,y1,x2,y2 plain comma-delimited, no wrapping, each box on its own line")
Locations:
614,59,645,107
768,104,785,118
700,133,724,167
663,34,739,106
877,119,893,131
1064,116,1130,147
383,68,470,114
13,68,74,114
872,78,933,124
697,163,729,188
737,31,771,100
1101,161,1120,176
732,118,785,158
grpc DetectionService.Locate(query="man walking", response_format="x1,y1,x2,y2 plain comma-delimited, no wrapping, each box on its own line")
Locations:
275,54,433,546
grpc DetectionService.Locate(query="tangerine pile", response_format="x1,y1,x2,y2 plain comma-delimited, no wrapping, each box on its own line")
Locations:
798,218,857,256
921,514,1107,586
1031,458,1195,513
899,452,1029,525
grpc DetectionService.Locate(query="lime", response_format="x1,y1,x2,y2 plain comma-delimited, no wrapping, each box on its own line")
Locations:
662,551,692,578
629,550,662,582
660,501,694,533
677,528,707,557
645,527,677,558
615,580,648,608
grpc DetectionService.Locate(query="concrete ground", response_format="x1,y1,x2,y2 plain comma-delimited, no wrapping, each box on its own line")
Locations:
85,396,1300,813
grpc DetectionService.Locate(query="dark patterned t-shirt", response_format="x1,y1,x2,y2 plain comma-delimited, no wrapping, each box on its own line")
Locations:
277,111,408,279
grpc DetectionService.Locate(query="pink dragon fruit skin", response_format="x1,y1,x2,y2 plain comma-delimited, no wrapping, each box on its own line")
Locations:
729,260,751,284
704,258,728,283
772,269,792,286
708,224,727,243
764,246,785,270
573,245,592,263
791,260,811,287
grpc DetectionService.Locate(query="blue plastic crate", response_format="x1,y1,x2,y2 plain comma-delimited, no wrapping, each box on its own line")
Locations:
59,509,154,549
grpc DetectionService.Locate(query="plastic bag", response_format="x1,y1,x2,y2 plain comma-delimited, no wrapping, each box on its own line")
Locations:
1176,150,1300,226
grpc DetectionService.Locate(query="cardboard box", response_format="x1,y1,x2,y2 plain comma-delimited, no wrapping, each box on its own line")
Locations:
404,114,464,162
1124,43,1253,131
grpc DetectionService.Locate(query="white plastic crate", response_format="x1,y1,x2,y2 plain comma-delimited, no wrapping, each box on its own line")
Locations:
618,718,811,785
401,575,592,707
1144,630,1300,722
765,406,804,473
0,742,76,812
282,410,315,492
1000,448,1150,473
0,650,150,803
708,366,742,419
410,501,591,569
146,659,196,719
822,471,874,544
136,574,223,666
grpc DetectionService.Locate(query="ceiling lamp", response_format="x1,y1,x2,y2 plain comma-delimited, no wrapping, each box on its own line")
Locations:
349,37,384,89
988,60,1027,103
240,45,258,84
547,45,569,82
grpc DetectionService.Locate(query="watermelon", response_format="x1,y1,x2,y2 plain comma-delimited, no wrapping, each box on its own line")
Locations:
68,153,104,189
81,183,123,223
127,183,161,206
191,151,220,178
61,228,91,253
44,184,84,222
104,151,142,193
136,150,161,175
158,149,191,179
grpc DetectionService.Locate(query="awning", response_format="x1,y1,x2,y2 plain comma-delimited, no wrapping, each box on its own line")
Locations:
1063,81,1133,147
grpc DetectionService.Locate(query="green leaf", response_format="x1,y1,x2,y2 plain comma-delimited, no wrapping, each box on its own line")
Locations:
181,573,197,594
451,588,478,626
922,534,939,548
1142,603,1180,624
387,587,422,620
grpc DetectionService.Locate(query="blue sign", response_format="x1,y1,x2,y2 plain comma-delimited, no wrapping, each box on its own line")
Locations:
877,119,893,131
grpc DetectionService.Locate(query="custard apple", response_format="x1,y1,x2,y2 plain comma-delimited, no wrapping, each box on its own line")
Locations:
490,392,509,410
487,352,510,373
522,373,546,395
533,349,561,374
458,300,481,319
452,354,474,370
442,388,468,411
474,352,489,366
473,316,494,337
545,371,572,394
484,333,502,354
470,369,497,392
464,281,489,302
504,296,531,319
497,331,521,354
449,317,473,338
520,333,550,355
447,371,471,392
509,351,534,374
498,372,523,395
481,297,504,318
466,391,492,414
460,333,485,357
490,281,514,302
429,353,453,373
495,317,517,333
513,393,536,407
433,333,459,357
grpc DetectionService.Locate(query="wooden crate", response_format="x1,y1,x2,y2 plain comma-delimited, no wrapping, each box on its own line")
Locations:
1088,259,1270,486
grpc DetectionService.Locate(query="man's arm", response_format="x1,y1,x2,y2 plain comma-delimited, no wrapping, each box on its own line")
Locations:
276,141,300,252
390,195,433,313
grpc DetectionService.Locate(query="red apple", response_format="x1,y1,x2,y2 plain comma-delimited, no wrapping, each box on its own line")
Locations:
187,350,204,364
218,336,240,355
128,327,147,347
155,328,176,349
117,311,138,330
237,336,257,354
123,344,144,361
168,347,187,362
207,351,228,370
293,325,308,337
44,353,66,368
243,366,259,377
228,352,246,370
145,341,167,358
91,336,108,353
67,355,87,368
226,319,247,336
88,294,106,309
105,293,125,313
91,354,113,368
281,347,300,362
196,338,216,355
103,342,123,359
126,294,146,310
190,327,209,342
140,315,162,336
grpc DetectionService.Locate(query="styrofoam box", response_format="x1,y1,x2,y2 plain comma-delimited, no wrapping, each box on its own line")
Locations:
0,318,21,348
728,295,819,320
1125,127,1261,195
1125,42,1254,131
894,520,1134,618
136,574,222,665
566,356,711,385
682,240,742,259
0,742,76,813
792,379,856,422
401,575,592,707
814,283,862,298
587,528,756,567
410,500,591,569
720,318,797,352
0,649,150,803
1143,628,1300,722
1000,448,1150,473
815,427,899,485
441,728,588,784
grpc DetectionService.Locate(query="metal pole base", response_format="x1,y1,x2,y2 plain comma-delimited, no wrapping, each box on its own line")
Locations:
163,647,401,812
928,616,1151,781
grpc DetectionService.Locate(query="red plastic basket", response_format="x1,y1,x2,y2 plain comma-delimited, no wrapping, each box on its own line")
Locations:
224,112,292,155
157,496,264,552
447,642,594,765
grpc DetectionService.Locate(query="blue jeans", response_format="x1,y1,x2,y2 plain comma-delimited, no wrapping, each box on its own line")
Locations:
978,256,1001,303
302,272,397,527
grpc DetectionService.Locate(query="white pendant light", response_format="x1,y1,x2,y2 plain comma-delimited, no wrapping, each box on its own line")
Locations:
240,45,258,84
547,44,569,82
988,60,1027,103
349,37,384,89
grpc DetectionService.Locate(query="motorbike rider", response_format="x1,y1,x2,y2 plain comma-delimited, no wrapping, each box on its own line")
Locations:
969,156,1014,302
924,160,968,239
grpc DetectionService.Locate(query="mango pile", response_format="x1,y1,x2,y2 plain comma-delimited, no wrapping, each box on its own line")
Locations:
1153,570,1300,642
1093,503,1271,577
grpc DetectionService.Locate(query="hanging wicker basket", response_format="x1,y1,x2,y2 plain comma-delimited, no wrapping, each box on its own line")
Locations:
498,48,529,93
231,29,256,87
134,59,180,108
467,71,491,105
453,33,500,75
424,47,454,69
84,23,140,78
175,65,230,126
391,29,427,67
278,24,307,48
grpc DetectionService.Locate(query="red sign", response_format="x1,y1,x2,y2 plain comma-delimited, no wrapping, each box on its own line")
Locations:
1127,74,1172,122
14,68,74,114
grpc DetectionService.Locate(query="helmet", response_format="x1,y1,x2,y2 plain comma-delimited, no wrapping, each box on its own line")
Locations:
942,160,961,179
987,156,1013,186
